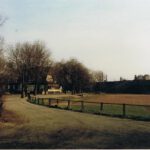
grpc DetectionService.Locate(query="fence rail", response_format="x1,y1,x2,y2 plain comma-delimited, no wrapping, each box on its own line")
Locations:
27,95,150,120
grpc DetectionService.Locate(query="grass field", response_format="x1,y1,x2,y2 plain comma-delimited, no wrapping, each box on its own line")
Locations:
33,93,150,120
0,94,150,148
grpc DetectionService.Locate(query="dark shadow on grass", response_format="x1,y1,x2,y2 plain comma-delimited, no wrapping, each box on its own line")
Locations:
0,127,150,149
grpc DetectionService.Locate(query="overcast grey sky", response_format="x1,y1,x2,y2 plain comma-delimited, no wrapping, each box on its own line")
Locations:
1,0,150,81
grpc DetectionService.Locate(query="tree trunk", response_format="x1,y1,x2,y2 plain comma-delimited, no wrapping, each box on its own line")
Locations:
21,70,24,98
34,82,37,96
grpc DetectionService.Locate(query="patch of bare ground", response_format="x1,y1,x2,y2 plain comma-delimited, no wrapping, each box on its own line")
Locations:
0,110,23,125
82,93,150,105
0,96,26,125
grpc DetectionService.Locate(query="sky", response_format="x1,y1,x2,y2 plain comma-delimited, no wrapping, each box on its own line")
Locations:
0,0,150,81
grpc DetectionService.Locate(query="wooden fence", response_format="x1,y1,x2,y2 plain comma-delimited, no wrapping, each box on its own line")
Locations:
27,95,150,120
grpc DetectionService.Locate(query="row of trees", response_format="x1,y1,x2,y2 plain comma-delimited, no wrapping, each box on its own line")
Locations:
0,41,106,96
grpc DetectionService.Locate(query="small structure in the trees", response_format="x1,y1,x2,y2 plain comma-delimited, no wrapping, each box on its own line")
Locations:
46,74,62,94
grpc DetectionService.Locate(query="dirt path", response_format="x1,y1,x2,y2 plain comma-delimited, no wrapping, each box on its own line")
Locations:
0,95,150,148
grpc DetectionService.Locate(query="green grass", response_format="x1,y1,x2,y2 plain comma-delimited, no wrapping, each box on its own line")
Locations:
126,105,150,118
71,104,150,119
30,97,150,120
102,104,123,115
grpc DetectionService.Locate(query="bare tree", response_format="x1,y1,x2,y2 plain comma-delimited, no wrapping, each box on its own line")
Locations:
0,24,6,84
0,14,7,80
0,15,6,115
7,41,52,97
0,37,4,68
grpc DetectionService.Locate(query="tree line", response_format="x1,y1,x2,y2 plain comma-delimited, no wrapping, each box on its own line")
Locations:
0,16,106,96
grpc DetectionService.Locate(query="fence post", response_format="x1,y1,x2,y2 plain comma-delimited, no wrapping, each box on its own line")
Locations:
123,104,126,117
37,98,39,105
81,101,84,112
34,97,36,103
57,99,59,107
49,98,51,107
42,99,44,105
67,100,70,109
27,93,31,101
100,102,103,114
